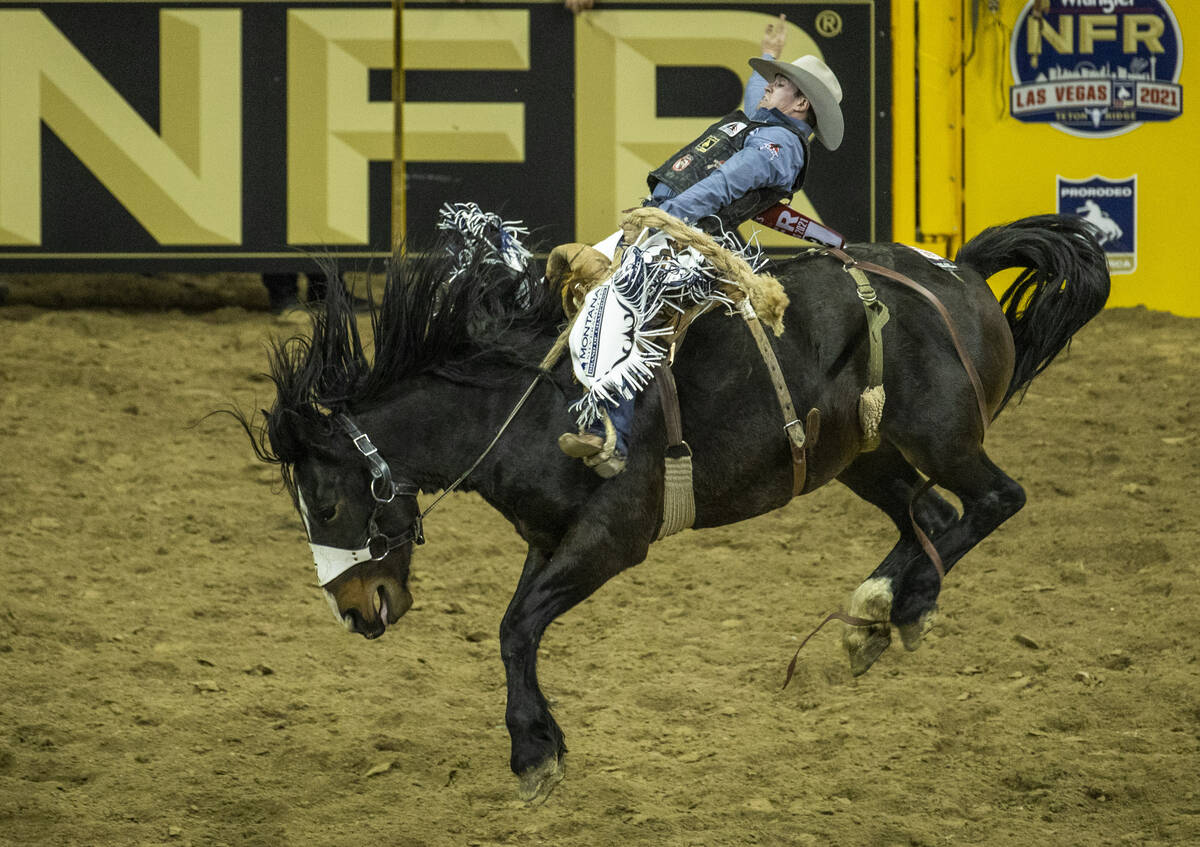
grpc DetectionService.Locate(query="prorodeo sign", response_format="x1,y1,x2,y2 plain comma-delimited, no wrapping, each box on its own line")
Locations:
1057,175,1136,274
1009,0,1183,138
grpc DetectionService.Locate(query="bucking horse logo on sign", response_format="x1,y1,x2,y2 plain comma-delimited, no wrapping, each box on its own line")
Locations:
1057,175,1137,275
1074,199,1123,246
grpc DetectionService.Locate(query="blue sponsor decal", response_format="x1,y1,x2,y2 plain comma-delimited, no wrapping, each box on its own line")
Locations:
1058,175,1136,274
1010,0,1183,138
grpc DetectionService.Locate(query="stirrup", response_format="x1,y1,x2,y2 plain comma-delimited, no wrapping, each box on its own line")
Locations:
586,452,627,478
580,412,626,478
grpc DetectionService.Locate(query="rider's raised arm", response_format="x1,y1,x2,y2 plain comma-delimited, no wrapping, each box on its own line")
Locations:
746,14,787,110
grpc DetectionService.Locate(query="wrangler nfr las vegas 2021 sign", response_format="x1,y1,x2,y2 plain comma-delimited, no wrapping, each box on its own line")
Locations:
1009,0,1183,138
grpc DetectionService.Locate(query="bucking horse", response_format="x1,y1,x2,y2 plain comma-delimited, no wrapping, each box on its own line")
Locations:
231,210,1109,802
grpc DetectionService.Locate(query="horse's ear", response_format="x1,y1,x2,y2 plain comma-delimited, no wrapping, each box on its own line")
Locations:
263,408,309,461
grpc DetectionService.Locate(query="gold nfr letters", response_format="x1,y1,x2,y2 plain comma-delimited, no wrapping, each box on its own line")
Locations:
0,10,241,246
1026,13,1167,59
288,9,529,245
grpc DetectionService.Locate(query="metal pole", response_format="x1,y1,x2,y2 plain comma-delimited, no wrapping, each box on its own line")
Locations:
392,0,405,248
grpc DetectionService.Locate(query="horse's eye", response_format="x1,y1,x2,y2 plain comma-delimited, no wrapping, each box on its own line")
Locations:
317,504,338,524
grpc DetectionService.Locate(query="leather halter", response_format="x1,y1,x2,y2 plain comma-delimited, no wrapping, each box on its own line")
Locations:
302,416,424,587
309,376,544,585
335,414,426,553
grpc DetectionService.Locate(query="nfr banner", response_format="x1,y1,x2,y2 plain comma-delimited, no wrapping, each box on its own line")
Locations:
0,0,393,272
1008,0,1183,138
0,1,889,272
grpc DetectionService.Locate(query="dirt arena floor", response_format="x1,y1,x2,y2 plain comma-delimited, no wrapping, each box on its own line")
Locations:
1,272,1198,847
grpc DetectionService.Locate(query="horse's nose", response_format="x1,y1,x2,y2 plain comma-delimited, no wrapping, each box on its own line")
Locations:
343,606,387,639
326,573,409,638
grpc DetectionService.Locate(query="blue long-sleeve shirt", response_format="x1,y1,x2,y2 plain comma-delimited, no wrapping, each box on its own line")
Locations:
650,59,813,225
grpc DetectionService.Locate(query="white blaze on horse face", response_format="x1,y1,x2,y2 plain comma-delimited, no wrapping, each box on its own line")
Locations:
302,485,351,624
296,487,315,536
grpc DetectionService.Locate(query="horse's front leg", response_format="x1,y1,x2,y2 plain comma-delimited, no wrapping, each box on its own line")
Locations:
499,524,649,803
499,547,565,802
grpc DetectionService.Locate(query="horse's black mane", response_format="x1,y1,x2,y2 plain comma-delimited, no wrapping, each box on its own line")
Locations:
236,230,561,469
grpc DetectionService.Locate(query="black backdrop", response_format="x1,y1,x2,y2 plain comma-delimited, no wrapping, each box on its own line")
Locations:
0,1,890,272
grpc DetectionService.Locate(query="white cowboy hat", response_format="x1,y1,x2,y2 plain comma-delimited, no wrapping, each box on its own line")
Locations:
748,54,844,151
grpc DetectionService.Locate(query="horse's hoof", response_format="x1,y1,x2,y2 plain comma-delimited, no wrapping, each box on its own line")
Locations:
897,607,937,651
517,754,565,805
843,577,893,676
847,628,891,676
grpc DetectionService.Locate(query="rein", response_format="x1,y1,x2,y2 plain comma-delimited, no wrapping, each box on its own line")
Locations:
412,371,545,518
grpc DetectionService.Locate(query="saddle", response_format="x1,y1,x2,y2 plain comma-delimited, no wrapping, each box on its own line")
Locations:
545,217,829,538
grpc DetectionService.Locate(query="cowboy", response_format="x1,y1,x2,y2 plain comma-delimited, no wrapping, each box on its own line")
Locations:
558,15,845,476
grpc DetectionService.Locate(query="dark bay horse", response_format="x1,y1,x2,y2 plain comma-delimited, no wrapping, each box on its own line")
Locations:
235,214,1109,802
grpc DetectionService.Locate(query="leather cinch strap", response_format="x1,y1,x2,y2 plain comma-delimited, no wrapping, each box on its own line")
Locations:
655,361,685,449
740,300,818,498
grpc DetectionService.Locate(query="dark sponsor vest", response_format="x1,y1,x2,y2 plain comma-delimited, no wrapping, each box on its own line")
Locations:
646,110,810,230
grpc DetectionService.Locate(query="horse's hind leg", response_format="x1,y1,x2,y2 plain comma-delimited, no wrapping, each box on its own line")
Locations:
888,448,1026,630
836,445,962,674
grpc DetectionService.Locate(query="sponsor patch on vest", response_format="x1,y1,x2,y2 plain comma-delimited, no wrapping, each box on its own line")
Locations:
694,135,721,154
671,154,693,172
718,121,748,137
1009,0,1183,138
1058,174,1136,274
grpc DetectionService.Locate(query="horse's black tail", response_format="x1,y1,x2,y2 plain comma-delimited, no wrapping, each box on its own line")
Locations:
955,213,1110,414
